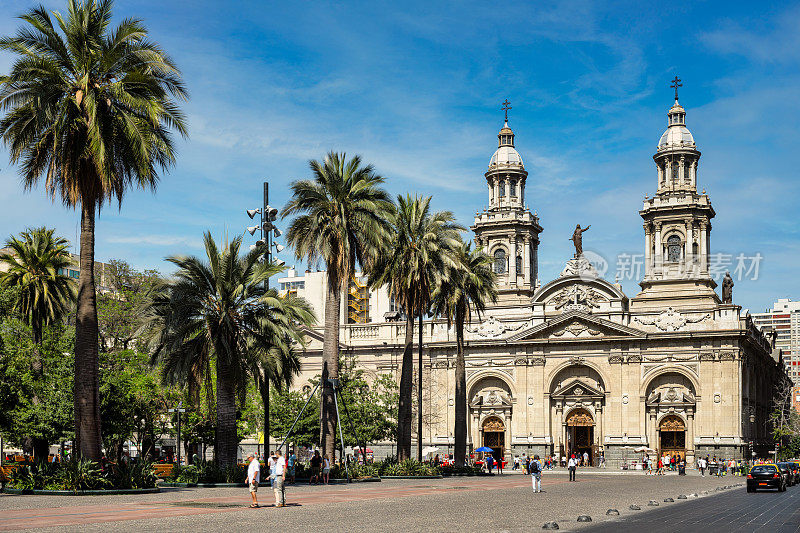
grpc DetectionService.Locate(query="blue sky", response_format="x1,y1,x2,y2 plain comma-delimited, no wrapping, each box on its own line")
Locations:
0,0,798,312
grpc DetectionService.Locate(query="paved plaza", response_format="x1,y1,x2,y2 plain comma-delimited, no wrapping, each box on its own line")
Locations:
1,471,785,532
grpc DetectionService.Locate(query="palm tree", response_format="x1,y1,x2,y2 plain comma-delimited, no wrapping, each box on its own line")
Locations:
143,232,314,466
0,227,75,350
283,152,393,461
0,226,75,459
0,0,188,460
431,240,496,466
369,195,463,460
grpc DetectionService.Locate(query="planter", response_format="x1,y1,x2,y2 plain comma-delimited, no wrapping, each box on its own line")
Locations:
158,482,198,488
2,487,160,496
440,472,489,477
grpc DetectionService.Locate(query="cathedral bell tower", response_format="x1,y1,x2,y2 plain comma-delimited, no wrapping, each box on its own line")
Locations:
472,100,543,311
633,78,718,310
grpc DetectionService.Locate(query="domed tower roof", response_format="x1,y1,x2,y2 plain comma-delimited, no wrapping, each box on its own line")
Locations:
657,101,695,149
489,122,524,167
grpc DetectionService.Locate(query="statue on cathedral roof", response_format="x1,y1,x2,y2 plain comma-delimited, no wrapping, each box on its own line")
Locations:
570,224,591,257
722,271,734,304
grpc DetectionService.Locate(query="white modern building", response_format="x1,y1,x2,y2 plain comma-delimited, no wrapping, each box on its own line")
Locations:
753,299,800,383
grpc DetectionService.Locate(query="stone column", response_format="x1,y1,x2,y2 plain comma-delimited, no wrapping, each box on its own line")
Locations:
644,225,652,278
522,236,531,287
684,221,692,275
648,411,657,448
520,178,525,206
653,223,663,276
509,238,517,286
493,179,499,208
691,160,697,189
679,155,685,186
657,162,664,190
595,403,603,456
686,410,695,465
699,222,708,274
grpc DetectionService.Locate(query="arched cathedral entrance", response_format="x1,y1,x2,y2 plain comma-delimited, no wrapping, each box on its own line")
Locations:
659,415,686,461
566,409,595,465
482,416,505,465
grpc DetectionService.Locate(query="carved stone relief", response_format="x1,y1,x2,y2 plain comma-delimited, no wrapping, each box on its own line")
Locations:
634,307,711,332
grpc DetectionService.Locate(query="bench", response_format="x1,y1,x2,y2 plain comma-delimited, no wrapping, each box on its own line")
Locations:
0,465,17,483
153,464,174,479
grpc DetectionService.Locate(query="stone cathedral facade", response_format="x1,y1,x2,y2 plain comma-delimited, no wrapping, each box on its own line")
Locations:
292,95,785,467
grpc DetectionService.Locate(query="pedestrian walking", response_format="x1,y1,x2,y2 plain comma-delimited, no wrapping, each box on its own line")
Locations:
310,450,322,485
322,454,331,484
583,451,589,467
568,455,577,481
698,456,706,476
267,450,277,487
497,455,504,474
246,452,260,508
530,454,543,493
273,449,287,507
288,449,296,484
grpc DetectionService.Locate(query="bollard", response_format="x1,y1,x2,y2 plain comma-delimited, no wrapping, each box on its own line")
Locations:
648,500,659,506
663,497,674,502
577,516,592,522
677,494,687,499
629,505,641,510
542,521,559,530
606,509,620,516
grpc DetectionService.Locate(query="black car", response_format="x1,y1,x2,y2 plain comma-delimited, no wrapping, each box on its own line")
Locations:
747,464,786,492
777,462,795,486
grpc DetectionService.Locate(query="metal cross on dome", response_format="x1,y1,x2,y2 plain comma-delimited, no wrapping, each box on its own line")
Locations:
670,76,682,101
501,99,512,122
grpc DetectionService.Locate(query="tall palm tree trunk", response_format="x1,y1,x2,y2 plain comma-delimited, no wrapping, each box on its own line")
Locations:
74,201,102,461
454,305,467,466
32,317,49,460
320,281,342,462
397,312,415,460
215,355,238,466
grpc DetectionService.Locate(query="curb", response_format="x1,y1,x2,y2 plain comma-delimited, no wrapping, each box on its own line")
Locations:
1,487,160,496
379,475,443,479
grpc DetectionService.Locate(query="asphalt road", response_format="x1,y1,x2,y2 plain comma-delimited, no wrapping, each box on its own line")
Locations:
586,482,800,533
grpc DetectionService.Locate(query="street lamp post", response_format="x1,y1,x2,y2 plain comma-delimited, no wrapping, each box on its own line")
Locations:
246,181,283,459
168,402,186,465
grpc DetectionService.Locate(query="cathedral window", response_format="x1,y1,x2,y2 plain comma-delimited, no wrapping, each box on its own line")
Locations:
499,180,505,197
494,249,506,274
510,180,516,197
672,163,679,182
667,235,682,262
516,255,522,274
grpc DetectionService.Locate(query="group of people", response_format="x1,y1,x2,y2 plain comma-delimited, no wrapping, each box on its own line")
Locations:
246,449,287,509
245,448,335,508
643,453,686,475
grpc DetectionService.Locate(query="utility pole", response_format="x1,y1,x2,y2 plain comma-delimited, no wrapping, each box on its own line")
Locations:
246,182,282,458
169,403,186,465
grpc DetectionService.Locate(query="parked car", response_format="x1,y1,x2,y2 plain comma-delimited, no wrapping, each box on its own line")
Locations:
789,462,800,484
777,462,795,486
747,464,786,492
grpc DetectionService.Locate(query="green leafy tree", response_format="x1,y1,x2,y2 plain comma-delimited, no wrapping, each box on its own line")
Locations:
0,319,74,453
431,240,496,466
284,152,393,462
100,349,177,462
143,232,314,466
368,195,462,459
0,227,74,457
97,260,160,351
269,388,321,448
0,0,188,460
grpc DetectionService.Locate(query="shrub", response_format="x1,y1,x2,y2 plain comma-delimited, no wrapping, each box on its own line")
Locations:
108,460,157,489
60,458,109,492
174,465,199,484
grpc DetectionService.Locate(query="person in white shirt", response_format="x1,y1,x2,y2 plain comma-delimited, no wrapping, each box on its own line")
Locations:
246,453,260,508
267,451,277,487
568,455,577,481
273,449,287,507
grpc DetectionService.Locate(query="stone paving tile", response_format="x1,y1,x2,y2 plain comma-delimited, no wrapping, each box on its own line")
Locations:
0,471,746,532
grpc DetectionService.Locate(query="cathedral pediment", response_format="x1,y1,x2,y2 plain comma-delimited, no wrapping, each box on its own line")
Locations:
551,378,605,400
507,311,645,341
